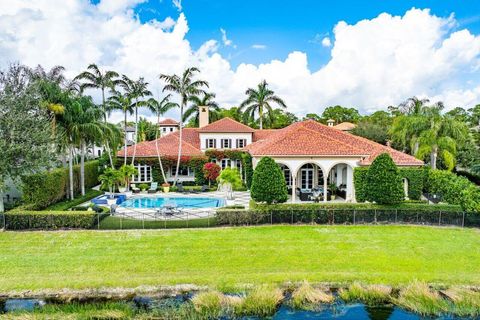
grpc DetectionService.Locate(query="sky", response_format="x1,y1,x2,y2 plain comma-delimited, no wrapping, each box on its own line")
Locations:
1,0,480,123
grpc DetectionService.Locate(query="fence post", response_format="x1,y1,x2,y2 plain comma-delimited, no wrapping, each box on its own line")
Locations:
332,210,335,225
164,213,166,229
353,210,356,225
97,214,100,230
120,214,123,230
291,209,293,224
187,211,189,228
395,209,398,224
462,212,465,228
374,209,377,224
2,213,5,230
438,211,442,226
270,211,273,225
142,212,145,229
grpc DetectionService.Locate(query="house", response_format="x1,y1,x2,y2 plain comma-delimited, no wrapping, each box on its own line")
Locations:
118,106,422,202
158,118,179,136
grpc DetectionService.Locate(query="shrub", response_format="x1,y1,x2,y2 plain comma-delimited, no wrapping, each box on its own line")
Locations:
191,291,224,318
4,210,97,230
251,157,288,204
203,162,221,186
426,169,480,212
395,282,449,316
365,153,404,204
398,168,424,200
239,286,283,317
339,283,391,305
445,288,480,317
291,282,333,310
354,167,369,202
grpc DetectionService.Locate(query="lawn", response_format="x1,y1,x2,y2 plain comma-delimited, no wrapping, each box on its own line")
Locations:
0,225,479,292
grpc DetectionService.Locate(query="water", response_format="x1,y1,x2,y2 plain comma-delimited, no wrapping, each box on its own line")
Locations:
119,196,226,209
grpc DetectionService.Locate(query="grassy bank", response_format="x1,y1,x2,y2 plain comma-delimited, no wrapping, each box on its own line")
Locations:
0,225,479,292
44,189,103,211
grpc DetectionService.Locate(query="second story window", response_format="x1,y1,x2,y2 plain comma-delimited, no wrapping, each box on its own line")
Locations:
221,139,232,149
236,139,247,148
206,138,216,149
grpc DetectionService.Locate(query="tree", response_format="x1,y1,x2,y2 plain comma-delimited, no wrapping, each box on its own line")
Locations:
261,108,298,129
106,90,133,165
29,65,66,85
203,162,221,186
217,168,243,199
365,153,404,204
321,105,360,123
98,167,122,198
160,67,209,186
351,111,393,145
0,64,55,212
184,92,220,127
391,96,430,115
302,113,322,122
251,157,288,204
446,107,469,123
74,64,120,168
239,80,287,130
119,164,138,191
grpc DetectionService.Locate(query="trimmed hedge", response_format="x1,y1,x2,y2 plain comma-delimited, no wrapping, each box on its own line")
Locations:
355,167,424,202
425,169,480,212
251,157,288,204
3,211,98,230
365,153,404,204
21,161,100,210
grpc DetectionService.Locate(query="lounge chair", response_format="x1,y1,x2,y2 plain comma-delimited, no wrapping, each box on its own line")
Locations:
177,183,186,193
201,185,209,192
131,184,140,193
148,182,158,193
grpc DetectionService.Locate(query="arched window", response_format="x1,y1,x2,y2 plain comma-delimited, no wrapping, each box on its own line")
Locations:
278,164,292,187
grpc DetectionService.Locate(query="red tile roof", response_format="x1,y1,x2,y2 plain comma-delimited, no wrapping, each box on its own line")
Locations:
118,118,422,166
334,122,356,131
158,118,179,126
198,117,255,133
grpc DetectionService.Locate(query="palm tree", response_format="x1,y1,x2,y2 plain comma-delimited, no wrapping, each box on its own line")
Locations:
118,76,152,165
397,96,430,115
106,91,134,165
146,95,178,182
239,80,287,129
183,92,220,126
160,67,209,185
74,64,120,167
29,65,66,85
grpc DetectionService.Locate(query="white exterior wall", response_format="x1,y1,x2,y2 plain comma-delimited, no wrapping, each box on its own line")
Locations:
199,132,253,151
159,126,178,137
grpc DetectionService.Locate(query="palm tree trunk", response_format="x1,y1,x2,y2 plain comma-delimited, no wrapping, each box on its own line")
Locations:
259,104,263,130
102,87,115,168
0,187,5,214
173,102,184,186
69,147,74,200
124,110,128,166
131,103,138,165
156,112,167,183
80,141,85,196
431,146,438,170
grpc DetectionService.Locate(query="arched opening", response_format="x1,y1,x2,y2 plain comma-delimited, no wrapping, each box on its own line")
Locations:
295,163,327,202
326,163,354,202
403,178,409,200
278,163,292,192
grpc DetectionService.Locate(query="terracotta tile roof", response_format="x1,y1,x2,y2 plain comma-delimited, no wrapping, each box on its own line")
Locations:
253,129,277,142
334,122,356,131
158,118,179,126
118,128,202,158
246,120,423,166
198,117,255,133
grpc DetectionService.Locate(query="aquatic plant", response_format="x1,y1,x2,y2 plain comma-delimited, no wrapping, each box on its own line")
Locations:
339,282,392,305
191,290,224,318
239,285,284,317
395,282,449,316
445,287,480,317
290,282,334,310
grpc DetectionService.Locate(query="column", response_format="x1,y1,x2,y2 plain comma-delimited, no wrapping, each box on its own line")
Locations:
323,173,328,202
346,165,354,201
291,174,296,203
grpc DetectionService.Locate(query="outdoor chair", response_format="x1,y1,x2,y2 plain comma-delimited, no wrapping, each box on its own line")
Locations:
131,184,140,193
201,185,209,192
148,182,158,193
177,183,186,193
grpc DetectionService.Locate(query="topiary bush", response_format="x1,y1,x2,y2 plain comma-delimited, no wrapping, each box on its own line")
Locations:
353,167,369,202
251,157,288,204
365,153,404,204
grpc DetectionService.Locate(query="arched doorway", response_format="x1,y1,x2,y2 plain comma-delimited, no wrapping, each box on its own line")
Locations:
278,163,293,190
326,163,354,201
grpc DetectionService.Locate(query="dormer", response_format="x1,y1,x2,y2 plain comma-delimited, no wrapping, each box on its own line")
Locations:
198,117,255,151
158,118,179,136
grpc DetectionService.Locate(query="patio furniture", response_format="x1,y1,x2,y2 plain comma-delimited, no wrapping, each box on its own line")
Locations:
147,182,158,194
201,185,209,192
131,184,140,194
177,183,188,193
299,189,313,201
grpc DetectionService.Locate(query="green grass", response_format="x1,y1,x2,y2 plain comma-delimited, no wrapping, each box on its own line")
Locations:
0,225,479,292
99,216,216,229
44,189,103,211
339,283,392,305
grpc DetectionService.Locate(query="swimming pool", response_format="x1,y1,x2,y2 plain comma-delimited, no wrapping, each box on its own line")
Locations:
119,196,226,209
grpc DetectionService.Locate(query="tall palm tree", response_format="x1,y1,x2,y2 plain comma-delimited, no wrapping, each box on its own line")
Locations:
183,92,220,126
146,95,178,182
160,67,208,185
118,76,152,165
107,91,134,165
29,65,66,85
74,64,120,168
239,80,287,129
398,96,430,115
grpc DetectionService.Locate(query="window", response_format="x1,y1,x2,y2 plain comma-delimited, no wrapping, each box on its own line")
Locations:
279,164,292,187
206,138,216,149
300,164,314,190
97,150,101,157
170,127,174,132
221,139,232,149
162,127,167,132
133,164,152,183
236,139,247,148
221,158,231,169
171,165,192,176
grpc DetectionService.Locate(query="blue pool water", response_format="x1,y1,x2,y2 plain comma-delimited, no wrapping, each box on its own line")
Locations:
119,197,225,209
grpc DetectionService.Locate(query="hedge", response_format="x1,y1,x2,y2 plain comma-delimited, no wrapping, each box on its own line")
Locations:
251,157,288,204
425,169,480,212
21,160,100,210
354,167,424,202
2,211,98,230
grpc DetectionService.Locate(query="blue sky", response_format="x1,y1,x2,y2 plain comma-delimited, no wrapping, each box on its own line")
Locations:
129,0,480,70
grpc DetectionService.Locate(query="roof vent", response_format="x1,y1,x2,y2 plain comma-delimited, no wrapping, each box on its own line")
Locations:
327,119,335,127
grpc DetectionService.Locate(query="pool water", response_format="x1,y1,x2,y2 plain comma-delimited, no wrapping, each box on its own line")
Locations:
119,197,225,209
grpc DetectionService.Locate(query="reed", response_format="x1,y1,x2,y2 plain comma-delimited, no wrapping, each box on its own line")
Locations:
445,287,480,318
238,285,284,317
395,282,449,316
291,282,334,310
339,282,392,305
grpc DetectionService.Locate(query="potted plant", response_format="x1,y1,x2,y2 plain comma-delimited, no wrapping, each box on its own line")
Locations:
98,168,122,205
119,164,138,194
328,183,338,200
162,182,171,193
139,183,149,193
217,168,243,200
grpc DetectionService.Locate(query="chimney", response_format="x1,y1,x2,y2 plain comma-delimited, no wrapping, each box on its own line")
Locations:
199,106,209,128
327,119,335,127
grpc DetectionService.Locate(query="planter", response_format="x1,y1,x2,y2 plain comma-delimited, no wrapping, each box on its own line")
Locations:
118,186,127,193
331,195,336,200
106,198,117,206
163,186,170,193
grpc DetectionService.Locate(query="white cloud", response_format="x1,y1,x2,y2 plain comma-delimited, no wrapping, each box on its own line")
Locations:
220,28,235,48
321,37,331,47
251,44,267,49
172,0,182,12
0,3,479,123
